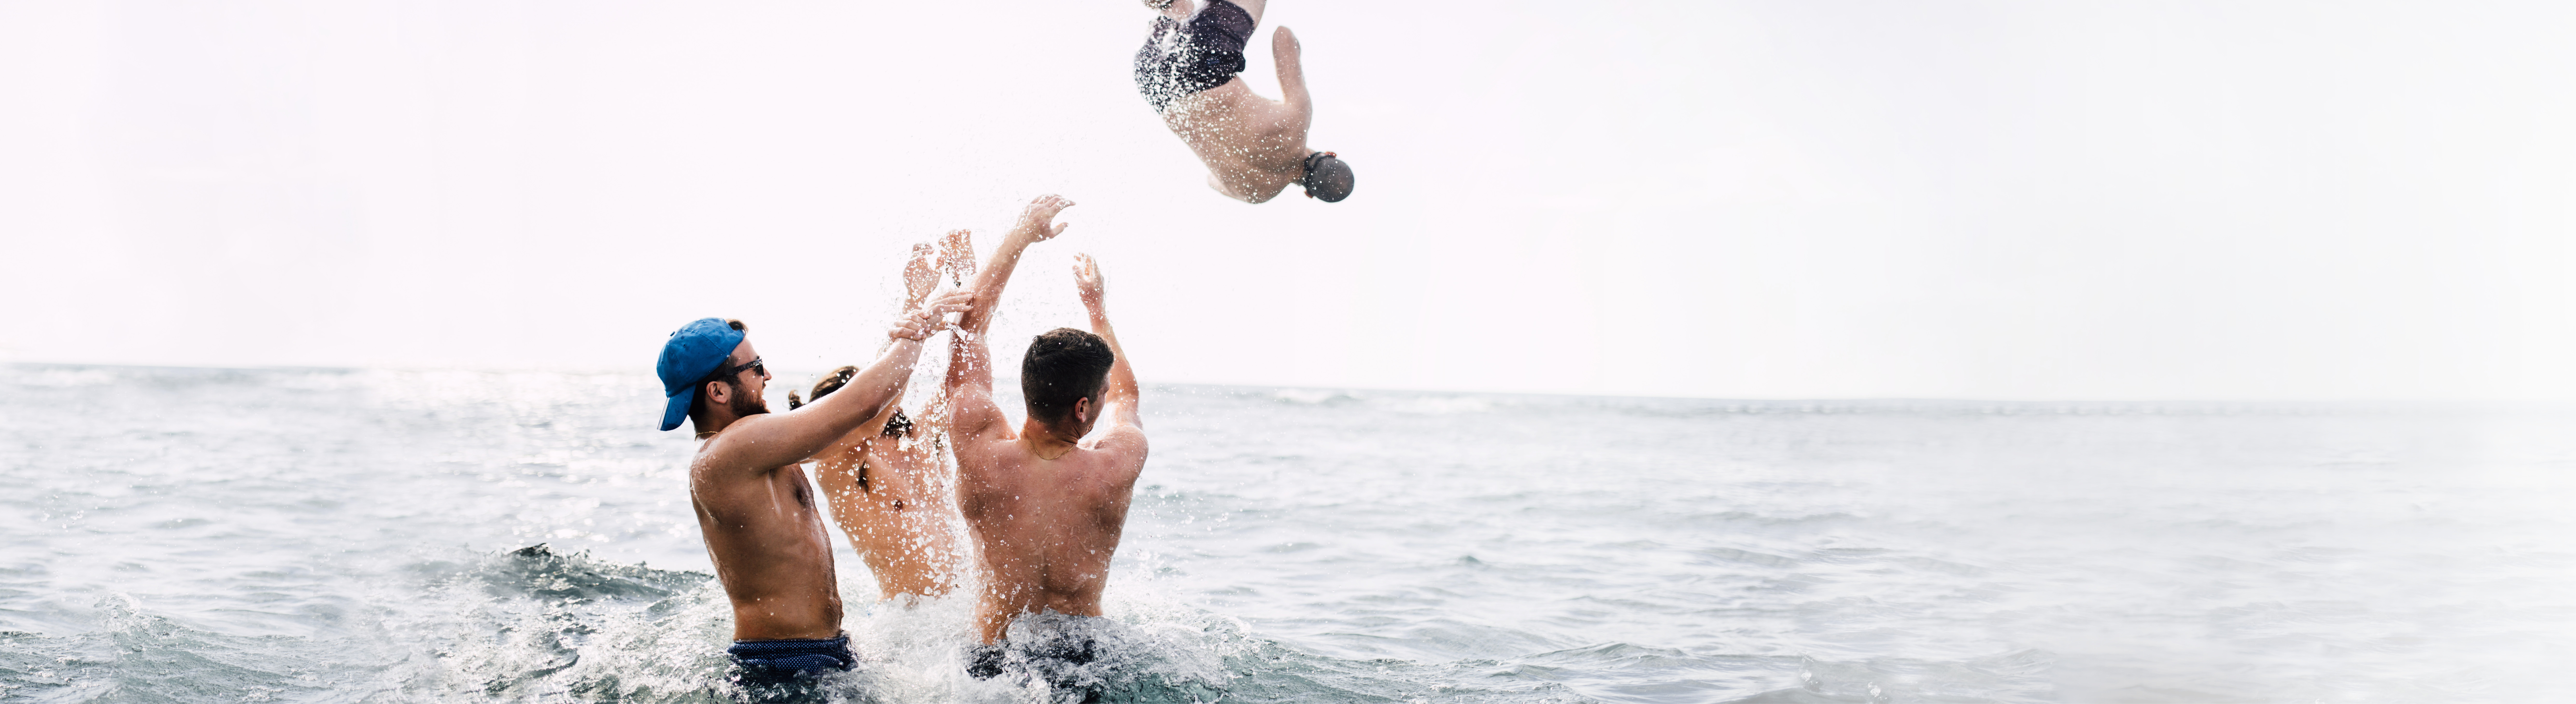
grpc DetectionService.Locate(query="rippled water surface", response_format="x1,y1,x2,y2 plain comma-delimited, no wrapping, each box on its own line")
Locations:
2,364,2571,703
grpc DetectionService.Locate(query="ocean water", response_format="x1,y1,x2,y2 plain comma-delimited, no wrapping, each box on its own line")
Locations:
1,363,2570,703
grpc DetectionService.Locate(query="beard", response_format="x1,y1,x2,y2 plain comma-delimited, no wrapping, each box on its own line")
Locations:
722,380,770,418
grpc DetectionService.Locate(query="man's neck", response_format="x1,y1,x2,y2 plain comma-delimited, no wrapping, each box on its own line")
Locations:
1018,420,1081,461
693,412,743,440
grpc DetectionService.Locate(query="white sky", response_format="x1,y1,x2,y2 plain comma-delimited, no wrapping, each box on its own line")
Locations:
3,1,2572,400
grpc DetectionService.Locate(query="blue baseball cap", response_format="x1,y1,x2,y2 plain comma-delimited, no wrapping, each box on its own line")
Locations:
657,317,747,431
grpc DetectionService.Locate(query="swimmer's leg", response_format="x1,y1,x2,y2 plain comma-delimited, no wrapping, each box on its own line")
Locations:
1230,0,1267,25
1272,25,1306,110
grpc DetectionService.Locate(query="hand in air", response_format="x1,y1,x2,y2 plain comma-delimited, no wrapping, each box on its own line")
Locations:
939,229,977,286
1014,195,1075,243
888,289,975,341
902,242,938,305
1073,253,1107,314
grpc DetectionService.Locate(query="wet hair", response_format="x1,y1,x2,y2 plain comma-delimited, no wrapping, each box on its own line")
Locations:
1299,152,1354,203
788,366,860,410
788,365,913,437
1021,328,1114,427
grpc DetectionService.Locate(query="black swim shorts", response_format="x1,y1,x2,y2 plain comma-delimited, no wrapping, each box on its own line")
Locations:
965,636,1097,679
726,634,855,703
1133,0,1257,112
966,624,1107,703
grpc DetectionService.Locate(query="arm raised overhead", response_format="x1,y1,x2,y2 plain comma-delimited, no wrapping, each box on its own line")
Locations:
1073,254,1146,446
956,195,1074,336
704,290,971,475
944,195,1077,441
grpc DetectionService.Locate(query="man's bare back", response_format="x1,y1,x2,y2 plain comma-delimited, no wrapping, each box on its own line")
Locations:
941,196,1151,644
1133,0,1353,203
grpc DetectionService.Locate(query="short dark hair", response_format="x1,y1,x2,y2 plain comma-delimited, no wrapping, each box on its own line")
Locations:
690,375,735,418
1021,328,1114,426
1300,152,1354,202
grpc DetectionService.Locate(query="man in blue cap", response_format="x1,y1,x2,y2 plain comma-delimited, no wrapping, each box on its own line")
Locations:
654,284,970,701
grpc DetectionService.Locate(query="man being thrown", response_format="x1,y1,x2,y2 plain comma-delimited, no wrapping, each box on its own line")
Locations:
653,286,969,698
793,235,976,601
1133,0,1355,203
942,195,1149,677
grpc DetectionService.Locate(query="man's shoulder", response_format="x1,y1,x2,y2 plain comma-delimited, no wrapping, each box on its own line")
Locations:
693,430,755,470
949,429,1018,457
1078,440,1148,481
1092,423,1150,457
948,434,1024,480
692,420,795,476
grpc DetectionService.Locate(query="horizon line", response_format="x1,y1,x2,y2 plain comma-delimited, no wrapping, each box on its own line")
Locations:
11,360,2574,410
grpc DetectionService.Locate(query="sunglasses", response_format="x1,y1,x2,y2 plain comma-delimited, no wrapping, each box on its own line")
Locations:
703,356,766,385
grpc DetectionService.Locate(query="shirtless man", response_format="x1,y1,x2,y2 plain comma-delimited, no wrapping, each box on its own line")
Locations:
652,288,968,699
940,195,1150,677
795,238,973,600
1132,0,1355,203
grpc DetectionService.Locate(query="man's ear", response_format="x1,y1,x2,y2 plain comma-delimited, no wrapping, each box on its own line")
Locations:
704,379,730,405
1073,396,1093,424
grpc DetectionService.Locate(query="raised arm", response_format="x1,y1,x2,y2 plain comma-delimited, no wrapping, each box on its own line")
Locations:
944,303,1007,442
1073,254,1143,432
909,231,973,436
957,195,1074,336
848,242,944,435
901,242,938,311
705,290,970,474
944,195,1076,439
851,242,943,369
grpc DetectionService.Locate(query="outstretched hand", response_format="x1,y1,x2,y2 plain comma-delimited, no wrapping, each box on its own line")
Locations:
1073,253,1107,314
940,229,977,286
889,289,974,341
1013,195,1075,243
902,242,938,305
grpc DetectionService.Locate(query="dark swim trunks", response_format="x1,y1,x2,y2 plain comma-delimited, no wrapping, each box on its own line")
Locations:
966,613,1113,703
726,634,855,703
1134,0,1257,112
965,637,1096,679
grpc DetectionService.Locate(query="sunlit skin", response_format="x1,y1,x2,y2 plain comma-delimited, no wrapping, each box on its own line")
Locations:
1147,0,1324,204
808,240,968,600
686,290,973,642
810,415,964,600
944,195,1150,644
